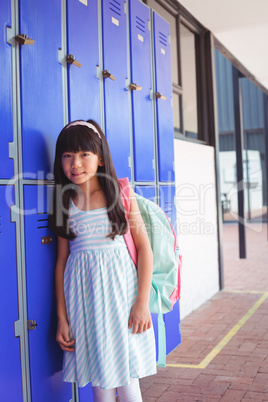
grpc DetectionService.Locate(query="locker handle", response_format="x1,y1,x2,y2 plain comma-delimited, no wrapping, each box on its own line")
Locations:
102,70,116,81
15,34,35,45
129,83,142,91
155,92,167,100
66,54,82,68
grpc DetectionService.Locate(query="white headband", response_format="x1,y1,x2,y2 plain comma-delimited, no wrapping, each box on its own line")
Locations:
66,120,101,139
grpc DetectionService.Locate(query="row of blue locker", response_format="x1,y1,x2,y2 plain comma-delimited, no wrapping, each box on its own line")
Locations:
1,0,175,183
1,184,180,402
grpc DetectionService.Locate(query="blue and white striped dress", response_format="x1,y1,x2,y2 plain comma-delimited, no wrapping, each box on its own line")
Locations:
62,201,156,389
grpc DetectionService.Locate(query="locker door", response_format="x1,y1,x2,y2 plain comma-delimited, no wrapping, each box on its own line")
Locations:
24,186,72,402
67,0,100,123
153,12,175,182
0,186,23,401
20,1,63,179
159,185,181,354
135,185,155,201
158,185,177,228
0,2,14,179
129,0,155,182
102,0,131,179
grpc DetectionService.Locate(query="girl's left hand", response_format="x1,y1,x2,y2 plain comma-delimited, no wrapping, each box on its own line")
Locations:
128,301,152,334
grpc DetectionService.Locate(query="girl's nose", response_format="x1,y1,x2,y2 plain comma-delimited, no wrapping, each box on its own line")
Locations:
71,155,82,168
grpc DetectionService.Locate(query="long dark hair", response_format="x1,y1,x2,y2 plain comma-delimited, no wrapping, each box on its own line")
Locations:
49,119,127,240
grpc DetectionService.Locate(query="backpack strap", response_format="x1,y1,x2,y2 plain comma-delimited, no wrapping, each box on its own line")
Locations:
118,178,138,267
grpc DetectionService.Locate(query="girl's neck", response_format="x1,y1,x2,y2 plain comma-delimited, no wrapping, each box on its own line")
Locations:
73,177,106,211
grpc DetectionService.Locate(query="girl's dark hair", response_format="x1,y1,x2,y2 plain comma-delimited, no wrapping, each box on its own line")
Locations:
49,119,127,240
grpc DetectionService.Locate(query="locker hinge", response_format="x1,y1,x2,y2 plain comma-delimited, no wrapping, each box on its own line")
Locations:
152,159,155,170
14,320,23,338
27,320,38,330
128,156,131,168
148,20,151,31
150,89,153,100
124,2,127,14
9,142,16,160
6,26,14,45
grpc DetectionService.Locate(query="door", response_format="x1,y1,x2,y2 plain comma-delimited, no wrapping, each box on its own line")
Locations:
67,0,100,123
0,186,23,402
153,12,175,182
129,0,155,182
19,0,63,179
102,0,131,179
0,0,14,179
24,185,72,401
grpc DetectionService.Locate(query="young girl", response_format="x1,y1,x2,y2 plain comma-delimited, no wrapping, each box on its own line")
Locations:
50,120,156,401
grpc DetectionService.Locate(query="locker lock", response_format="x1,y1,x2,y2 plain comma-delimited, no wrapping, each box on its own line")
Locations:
27,320,37,330
15,34,35,45
102,70,116,81
129,83,142,91
66,54,82,68
155,92,167,101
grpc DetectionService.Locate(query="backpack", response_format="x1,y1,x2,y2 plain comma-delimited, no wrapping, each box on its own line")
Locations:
118,178,182,367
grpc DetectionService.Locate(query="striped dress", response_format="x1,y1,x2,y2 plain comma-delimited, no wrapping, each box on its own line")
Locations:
62,201,156,389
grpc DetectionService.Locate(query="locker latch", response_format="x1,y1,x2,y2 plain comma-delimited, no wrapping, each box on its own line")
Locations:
15,34,35,45
41,236,53,245
155,92,167,100
129,83,142,91
66,54,82,68
27,320,37,330
102,70,116,81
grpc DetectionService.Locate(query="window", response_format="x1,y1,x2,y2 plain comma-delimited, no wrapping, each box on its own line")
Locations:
180,23,198,139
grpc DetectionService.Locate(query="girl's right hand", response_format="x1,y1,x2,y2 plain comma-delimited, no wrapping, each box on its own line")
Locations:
56,319,75,352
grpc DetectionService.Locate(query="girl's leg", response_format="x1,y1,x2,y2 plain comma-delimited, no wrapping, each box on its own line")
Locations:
117,378,142,402
92,386,116,402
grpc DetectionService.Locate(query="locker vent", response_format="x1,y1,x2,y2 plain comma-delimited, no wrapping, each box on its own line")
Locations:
37,215,49,229
109,0,121,16
159,31,167,47
136,16,146,33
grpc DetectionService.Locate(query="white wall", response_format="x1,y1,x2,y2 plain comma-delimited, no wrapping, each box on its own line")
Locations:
174,139,219,320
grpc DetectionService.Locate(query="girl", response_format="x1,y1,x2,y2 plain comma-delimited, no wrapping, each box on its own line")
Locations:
49,120,156,401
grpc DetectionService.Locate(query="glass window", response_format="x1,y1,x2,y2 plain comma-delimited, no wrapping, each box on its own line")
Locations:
173,92,181,133
180,23,198,137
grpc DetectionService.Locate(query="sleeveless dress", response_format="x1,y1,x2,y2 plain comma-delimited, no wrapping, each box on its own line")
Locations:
62,201,156,389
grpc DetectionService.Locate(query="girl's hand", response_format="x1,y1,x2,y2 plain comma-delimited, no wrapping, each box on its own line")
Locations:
56,319,75,352
128,301,152,334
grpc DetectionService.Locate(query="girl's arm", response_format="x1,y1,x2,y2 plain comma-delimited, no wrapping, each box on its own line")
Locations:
55,236,75,351
128,187,153,334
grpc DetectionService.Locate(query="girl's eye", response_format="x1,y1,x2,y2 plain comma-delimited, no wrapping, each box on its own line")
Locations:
63,154,71,158
82,152,91,157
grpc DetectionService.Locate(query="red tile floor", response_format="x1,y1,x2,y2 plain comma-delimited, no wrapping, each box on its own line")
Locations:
140,223,268,401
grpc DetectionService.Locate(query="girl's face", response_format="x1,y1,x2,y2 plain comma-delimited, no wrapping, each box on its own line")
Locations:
61,150,103,186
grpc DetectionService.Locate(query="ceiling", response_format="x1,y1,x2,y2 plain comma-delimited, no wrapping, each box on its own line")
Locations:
177,0,268,92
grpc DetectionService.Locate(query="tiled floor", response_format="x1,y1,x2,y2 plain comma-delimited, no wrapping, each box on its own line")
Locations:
140,223,268,401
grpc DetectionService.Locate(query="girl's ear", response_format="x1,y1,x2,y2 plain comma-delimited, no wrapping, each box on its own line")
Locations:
98,158,104,167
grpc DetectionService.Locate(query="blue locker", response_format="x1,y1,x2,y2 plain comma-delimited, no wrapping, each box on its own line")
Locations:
19,1,63,179
67,0,100,123
102,0,131,179
159,185,181,354
24,186,72,402
0,186,23,401
0,2,14,179
158,185,176,228
153,12,175,182
135,185,155,202
129,0,155,181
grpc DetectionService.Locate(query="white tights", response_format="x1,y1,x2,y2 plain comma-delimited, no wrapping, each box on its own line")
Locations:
92,378,142,402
